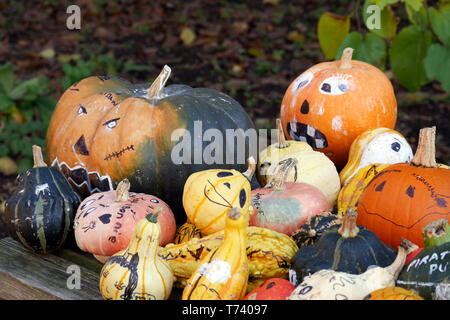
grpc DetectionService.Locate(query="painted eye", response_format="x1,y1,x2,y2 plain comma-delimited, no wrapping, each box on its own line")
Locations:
150,199,159,203
223,182,231,189
292,71,313,93
260,162,271,169
391,142,401,152
217,171,234,177
77,105,87,115
239,189,247,208
319,76,350,95
103,118,120,129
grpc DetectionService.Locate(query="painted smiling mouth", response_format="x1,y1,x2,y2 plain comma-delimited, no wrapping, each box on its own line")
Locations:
287,121,328,149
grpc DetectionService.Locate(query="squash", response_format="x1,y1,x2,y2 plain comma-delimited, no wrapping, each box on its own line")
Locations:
397,218,450,300
182,207,249,300
289,209,397,286
256,118,312,186
250,157,329,236
173,221,202,244
73,179,176,262
182,157,256,235
357,127,450,248
291,211,341,248
244,278,295,300
4,145,81,253
287,238,417,300
363,287,423,300
280,47,397,169
339,127,413,186
99,209,174,300
45,65,256,222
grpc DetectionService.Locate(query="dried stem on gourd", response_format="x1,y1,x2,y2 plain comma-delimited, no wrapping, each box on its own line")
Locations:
276,119,289,149
411,126,438,168
338,209,359,238
115,179,130,202
146,65,171,99
423,218,450,249
243,156,257,181
340,48,353,69
227,207,242,221
385,238,418,280
266,157,298,191
146,206,163,223
32,145,47,168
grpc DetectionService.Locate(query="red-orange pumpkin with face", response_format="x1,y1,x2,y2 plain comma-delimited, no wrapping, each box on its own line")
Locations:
280,48,397,169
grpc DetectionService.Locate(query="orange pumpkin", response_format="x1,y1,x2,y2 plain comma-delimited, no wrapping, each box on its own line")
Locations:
280,47,397,169
364,287,423,300
357,127,450,248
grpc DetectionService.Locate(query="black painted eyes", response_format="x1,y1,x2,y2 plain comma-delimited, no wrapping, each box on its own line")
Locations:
217,171,234,177
300,100,309,114
150,199,159,203
239,189,246,208
103,118,120,129
77,105,87,115
321,83,331,93
391,142,401,152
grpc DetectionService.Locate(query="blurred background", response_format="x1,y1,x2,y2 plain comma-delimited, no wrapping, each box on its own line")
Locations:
0,0,449,237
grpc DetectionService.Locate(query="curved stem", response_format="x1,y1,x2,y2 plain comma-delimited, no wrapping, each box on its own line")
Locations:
243,156,257,181
423,218,450,249
146,65,171,99
340,48,353,69
32,145,47,168
115,179,130,202
276,119,289,148
411,126,438,168
266,157,298,191
385,238,418,280
338,209,359,238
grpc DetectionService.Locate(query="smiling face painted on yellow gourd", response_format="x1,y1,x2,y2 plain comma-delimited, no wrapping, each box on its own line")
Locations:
280,48,397,169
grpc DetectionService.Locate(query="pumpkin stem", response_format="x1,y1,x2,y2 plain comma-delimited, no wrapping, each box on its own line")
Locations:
411,126,438,168
115,179,130,202
423,218,449,249
146,65,171,99
146,206,163,224
243,156,257,181
339,48,353,69
337,209,359,238
227,207,242,221
267,157,298,191
276,119,289,149
32,145,47,168
386,238,418,279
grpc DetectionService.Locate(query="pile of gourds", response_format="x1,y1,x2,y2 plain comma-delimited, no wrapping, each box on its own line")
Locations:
2,48,449,300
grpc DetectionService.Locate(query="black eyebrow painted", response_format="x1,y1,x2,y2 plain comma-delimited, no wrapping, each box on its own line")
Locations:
102,118,120,126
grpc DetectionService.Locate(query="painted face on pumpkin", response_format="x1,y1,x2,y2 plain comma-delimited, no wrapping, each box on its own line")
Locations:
202,171,248,210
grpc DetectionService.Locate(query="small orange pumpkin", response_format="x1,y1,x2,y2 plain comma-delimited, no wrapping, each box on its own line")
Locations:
280,47,397,169
364,287,423,300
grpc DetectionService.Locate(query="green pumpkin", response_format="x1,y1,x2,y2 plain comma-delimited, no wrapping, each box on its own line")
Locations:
4,146,82,253
397,219,450,300
45,66,255,222
291,211,341,248
289,209,397,286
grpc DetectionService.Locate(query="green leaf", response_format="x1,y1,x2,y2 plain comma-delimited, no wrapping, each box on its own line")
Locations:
389,25,433,92
405,2,428,28
372,0,400,11
363,1,399,39
428,5,450,45
423,44,450,92
335,32,387,69
0,93,15,113
374,0,423,11
403,0,423,11
318,12,350,60
0,63,15,95
8,77,41,100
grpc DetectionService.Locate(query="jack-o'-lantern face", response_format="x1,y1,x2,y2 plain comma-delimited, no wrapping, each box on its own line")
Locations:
280,48,397,169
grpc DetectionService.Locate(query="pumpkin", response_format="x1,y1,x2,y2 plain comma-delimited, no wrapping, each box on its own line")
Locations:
291,211,341,248
339,127,413,186
363,287,423,300
173,221,202,244
182,207,249,300
99,210,174,300
244,278,295,300
397,219,450,300
73,179,176,262
357,126,450,248
289,209,397,286
4,145,81,253
256,118,312,186
45,65,256,222
249,157,329,236
280,47,397,169
287,238,417,300
182,157,256,235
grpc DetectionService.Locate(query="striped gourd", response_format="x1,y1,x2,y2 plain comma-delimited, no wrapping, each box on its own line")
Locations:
99,211,174,300
173,221,202,244
4,145,81,253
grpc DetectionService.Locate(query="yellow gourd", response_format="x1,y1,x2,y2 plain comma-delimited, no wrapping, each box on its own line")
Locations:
257,118,312,186
363,287,424,300
182,207,249,300
173,221,202,244
183,157,256,235
99,209,174,300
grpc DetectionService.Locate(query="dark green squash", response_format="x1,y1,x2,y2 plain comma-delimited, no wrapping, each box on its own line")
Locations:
397,219,450,300
291,211,341,248
3,145,82,253
289,209,397,286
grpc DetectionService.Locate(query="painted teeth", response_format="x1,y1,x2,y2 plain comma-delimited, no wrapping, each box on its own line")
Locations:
287,122,328,149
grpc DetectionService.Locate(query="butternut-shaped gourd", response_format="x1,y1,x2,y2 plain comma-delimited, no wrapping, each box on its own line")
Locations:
287,238,417,300
257,119,312,186
99,209,174,300
182,207,249,300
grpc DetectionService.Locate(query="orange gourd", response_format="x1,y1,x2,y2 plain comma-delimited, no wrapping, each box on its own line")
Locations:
364,287,423,300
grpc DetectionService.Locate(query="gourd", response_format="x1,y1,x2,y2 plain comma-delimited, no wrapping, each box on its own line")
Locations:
244,278,295,300
158,224,298,288
73,179,176,263
250,157,329,236
291,211,341,248
183,157,256,235
289,209,397,286
45,65,256,221
256,118,312,186
4,145,81,253
280,47,397,169
397,219,450,300
357,127,450,248
173,221,202,244
182,207,249,300
363,287,423,300
99,209,174,300
339,127,413,186
287,238,417,300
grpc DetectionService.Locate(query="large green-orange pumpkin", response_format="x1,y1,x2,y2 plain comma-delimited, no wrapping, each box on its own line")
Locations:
45,66,255,222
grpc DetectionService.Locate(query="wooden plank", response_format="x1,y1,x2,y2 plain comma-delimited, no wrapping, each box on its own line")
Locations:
0,237,102,300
